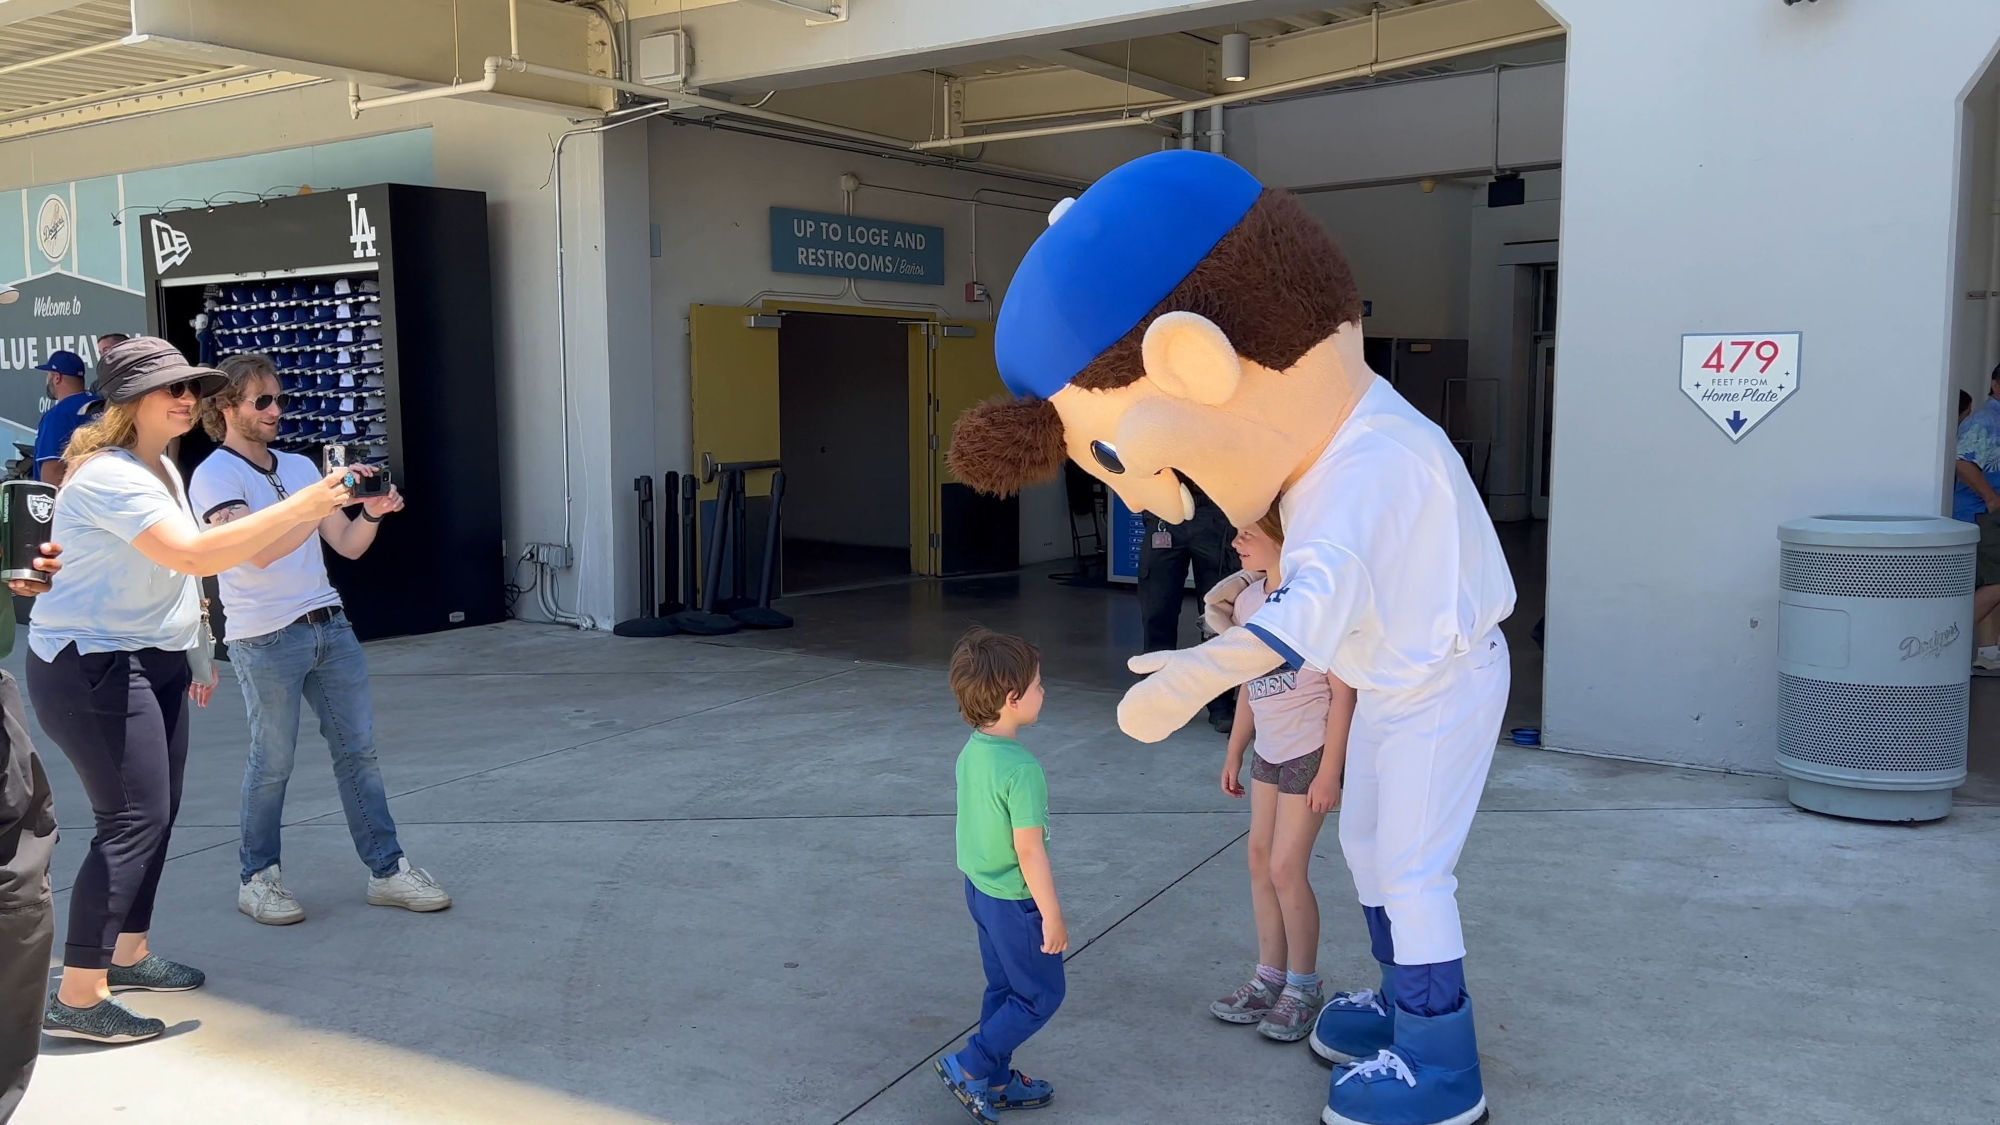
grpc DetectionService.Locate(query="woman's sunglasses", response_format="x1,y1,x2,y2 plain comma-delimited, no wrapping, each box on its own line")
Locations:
163,380,200,400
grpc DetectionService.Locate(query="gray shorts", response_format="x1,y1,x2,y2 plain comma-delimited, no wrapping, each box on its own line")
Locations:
1250,747,1322,795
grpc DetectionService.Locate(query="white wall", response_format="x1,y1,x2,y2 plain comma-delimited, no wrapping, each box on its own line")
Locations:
0,83,638,629
648,121,1079,567
1541,0,2000,772
1298,183,1475,341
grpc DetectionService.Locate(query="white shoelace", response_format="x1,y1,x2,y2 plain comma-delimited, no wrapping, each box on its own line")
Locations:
1335,1049,1416,1088
1330,988,1387,1016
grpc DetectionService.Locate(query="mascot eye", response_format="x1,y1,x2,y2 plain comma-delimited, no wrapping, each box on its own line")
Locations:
1090,440,1125,475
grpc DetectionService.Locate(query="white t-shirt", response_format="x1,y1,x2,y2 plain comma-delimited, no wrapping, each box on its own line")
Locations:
1244,376,1516,693
1233,578,1336,765
28,449,203,661
188,447,342,643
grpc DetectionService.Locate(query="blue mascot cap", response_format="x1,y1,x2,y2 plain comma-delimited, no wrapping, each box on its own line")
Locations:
996,150,1262,400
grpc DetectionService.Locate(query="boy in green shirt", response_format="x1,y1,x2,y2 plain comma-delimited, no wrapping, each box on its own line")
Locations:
934,629,1066,1124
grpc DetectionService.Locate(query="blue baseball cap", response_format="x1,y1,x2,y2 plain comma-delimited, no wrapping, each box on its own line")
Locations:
34,350,86,379
995,150,1263,400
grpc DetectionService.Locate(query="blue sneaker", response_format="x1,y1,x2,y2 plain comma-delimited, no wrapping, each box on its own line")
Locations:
1310,968,1396,1065
984,1069,1053,1111
934,1055,1000,1124
1322,996,1485,1125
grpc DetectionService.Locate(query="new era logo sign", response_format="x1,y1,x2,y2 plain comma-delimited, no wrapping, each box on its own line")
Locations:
149,218,191,273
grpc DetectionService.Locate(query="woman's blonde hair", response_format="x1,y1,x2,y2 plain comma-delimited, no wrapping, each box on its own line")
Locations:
62,401,142,475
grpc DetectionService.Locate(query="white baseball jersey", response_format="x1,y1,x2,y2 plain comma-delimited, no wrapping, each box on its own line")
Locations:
1244,376,1516,693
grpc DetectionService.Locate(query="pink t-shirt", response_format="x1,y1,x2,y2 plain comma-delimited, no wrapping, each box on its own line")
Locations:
1235,578,1337,765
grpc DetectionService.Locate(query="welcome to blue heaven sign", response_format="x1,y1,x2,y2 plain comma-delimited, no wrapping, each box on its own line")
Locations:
770,207,945,286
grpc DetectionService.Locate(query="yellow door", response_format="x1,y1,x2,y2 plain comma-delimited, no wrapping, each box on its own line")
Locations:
688,305,781,594
919,321,1016,576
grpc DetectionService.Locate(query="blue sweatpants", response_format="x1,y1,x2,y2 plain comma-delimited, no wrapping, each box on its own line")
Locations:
956,879,1066,1083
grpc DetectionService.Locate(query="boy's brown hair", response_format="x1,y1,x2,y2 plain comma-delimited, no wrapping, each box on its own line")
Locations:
1254,497,1284,544
949,627,1041,728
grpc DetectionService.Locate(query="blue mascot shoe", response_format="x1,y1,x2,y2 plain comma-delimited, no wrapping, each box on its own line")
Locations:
1322,995,1486,1125
1310,965,1397,1066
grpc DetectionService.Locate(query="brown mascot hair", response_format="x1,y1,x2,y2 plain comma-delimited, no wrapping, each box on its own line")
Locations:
948,186,1360,496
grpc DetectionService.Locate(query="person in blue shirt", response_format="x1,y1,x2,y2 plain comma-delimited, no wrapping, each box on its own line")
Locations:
1952,363,2000,670
32,350,100,487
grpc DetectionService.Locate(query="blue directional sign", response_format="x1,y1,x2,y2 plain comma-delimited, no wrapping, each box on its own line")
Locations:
770,207,945,286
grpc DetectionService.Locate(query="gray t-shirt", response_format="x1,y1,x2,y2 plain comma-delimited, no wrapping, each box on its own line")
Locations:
28,449,202,661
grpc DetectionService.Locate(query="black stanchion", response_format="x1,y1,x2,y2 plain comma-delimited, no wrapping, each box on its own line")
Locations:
732,469,793,630
659,471,684,616
614,475,677,637
668,468,742,636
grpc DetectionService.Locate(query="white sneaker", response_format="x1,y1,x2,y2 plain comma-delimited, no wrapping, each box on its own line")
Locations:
1975,646,2000,672
366,858,451,912
238,865,306,926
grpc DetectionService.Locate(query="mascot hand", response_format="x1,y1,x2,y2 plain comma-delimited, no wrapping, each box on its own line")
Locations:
1119,628,1285,744
1202,569,1259,636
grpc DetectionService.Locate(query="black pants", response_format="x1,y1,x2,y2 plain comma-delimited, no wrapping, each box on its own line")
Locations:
1135,502,1239,720
26,647,190,971
0,672,55,1124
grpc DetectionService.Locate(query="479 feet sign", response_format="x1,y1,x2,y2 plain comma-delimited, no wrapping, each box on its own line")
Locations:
1680,332,1801,442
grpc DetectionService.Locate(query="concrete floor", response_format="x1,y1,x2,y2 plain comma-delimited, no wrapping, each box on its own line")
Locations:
13,561,1997,1124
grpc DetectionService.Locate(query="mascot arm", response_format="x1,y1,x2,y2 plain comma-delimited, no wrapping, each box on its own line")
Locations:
1242,541,1374,675
1201,568,1260,637
1119,628,1284,744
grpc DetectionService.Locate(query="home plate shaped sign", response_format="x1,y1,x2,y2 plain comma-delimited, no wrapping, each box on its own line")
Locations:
1681,332,1801,442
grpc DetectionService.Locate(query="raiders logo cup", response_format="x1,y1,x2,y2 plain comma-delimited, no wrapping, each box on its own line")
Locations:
1,480,56,584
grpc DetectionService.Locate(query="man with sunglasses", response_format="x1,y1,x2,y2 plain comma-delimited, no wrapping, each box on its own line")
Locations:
188,353,449,926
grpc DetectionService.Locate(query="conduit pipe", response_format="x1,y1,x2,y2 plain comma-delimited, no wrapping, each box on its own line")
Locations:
1207,105,1224,155
1986,97,2000,378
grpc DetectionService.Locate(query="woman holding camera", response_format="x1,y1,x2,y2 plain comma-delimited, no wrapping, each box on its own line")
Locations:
28,338,362,1044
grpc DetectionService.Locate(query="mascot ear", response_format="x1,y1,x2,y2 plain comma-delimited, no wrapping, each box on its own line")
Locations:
1141,312,1242,406
948,396,1068,497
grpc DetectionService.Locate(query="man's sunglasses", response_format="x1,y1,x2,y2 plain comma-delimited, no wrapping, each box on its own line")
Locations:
251,393,289,412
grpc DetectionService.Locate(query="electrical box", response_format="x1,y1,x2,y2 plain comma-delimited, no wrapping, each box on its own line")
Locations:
639,31,688,86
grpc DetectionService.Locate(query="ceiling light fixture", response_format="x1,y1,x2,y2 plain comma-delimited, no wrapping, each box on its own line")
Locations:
1222,32,1250,83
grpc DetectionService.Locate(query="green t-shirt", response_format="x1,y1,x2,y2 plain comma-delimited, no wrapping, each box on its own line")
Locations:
954,731,1050,900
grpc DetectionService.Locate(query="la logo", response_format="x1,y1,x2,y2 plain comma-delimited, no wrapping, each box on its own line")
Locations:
347,193,378,259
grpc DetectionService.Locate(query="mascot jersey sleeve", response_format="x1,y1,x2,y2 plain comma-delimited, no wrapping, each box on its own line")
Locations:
1243,379,1516,691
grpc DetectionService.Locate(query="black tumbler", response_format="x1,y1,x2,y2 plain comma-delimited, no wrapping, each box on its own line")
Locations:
1,479,54,583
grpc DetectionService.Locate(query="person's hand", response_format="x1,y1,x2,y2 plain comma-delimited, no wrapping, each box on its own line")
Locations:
189,664,217,708
1202,568,1258,636
1307,773,1341,815
296,467,362,520
1221,750,1245,798
360,483,404,520
5,542,61,597
1040,912,1068,955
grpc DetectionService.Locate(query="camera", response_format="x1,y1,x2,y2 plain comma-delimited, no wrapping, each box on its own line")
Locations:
323,444,391,497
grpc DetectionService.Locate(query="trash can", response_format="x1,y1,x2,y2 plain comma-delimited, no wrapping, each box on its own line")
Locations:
1776,515,1975,822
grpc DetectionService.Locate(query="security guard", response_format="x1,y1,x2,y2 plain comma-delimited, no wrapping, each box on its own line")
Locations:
1134,481,1238,733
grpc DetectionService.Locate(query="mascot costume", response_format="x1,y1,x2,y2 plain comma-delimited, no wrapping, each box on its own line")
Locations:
949,150,1515,1125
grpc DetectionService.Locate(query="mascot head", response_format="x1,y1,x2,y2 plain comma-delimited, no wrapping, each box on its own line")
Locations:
948,150,1373,528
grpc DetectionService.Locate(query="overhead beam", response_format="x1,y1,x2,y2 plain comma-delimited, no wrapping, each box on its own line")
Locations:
0,69,323,140
633,0,1390,93
944,0,1559,132
127,0,615,112
1035,43,1209,102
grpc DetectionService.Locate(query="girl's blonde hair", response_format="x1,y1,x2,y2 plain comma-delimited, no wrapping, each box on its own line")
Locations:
62,401,142,475
1254,498,1284,544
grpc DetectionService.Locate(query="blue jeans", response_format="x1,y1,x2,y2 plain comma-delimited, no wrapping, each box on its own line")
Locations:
957,879,1065,1083
231,611,402,881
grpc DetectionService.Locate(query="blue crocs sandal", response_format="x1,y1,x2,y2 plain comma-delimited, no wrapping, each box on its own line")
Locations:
986,1069,1054,1111
934,1056,1000,1125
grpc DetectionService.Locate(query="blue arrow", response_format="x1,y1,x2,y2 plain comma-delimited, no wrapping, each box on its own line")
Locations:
1726,410,1747,433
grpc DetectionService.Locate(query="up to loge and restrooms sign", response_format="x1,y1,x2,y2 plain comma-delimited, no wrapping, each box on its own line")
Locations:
769,207,945,287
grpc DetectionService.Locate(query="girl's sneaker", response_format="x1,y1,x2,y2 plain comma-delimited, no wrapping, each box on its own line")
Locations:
1257,983,1326,1042
985,1069,1054,1111
1210,978,1282,1024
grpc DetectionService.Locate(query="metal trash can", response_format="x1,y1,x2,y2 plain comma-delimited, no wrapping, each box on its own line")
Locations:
1776,515,1975,822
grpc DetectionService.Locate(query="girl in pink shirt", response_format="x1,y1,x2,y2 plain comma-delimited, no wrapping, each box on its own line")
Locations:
1209,501,1357,1043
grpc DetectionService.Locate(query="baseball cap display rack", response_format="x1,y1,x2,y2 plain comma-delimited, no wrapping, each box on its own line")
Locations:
140,184,504,643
